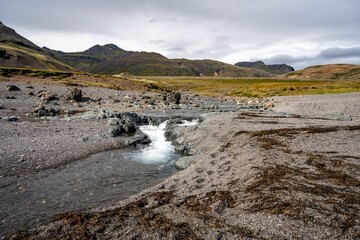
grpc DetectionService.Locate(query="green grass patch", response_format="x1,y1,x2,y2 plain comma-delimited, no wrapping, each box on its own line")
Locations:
0,67,75,78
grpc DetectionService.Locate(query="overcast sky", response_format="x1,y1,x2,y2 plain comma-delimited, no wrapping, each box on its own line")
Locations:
1,0,360,69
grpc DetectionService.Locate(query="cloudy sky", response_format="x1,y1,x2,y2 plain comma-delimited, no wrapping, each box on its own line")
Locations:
1,0,360,69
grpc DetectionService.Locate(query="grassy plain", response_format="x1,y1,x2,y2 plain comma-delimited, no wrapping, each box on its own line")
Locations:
1,67,360,97
140,76,360,97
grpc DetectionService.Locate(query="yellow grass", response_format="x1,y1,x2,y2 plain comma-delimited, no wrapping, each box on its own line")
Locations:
141,76,360,97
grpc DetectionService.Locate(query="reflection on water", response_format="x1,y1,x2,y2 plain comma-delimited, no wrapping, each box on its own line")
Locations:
0,145,179,237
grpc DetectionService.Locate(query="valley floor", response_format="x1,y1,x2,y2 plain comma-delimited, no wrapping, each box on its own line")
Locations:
1,78,359,239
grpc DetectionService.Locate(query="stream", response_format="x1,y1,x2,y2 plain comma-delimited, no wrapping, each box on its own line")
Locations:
0,121,182,237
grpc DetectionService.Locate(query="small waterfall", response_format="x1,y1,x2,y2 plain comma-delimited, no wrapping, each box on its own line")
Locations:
134,121,176,164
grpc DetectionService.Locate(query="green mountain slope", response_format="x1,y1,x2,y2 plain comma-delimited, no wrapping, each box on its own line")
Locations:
0,21,274,77
0,21,73,71
47,45,274,77
284,64,360,81
43,44,127,72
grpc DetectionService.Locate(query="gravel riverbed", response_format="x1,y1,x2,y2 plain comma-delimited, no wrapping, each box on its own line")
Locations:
1,79,360,239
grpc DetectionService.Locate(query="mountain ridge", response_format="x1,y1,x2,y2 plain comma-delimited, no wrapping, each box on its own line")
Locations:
235,61,295,74
0,22,73,71
6,21,355,79
44,44,274,77
284,64,360,80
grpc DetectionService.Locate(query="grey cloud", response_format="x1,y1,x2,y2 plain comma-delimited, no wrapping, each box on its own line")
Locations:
149,18,177,23
259,54,310,64
262,46,360,70
319,47,360,59
168,47,187,54
149,40,166,45
1,0,360,67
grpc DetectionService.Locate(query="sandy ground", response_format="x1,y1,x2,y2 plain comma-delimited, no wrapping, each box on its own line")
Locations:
1,78,360,239
272,92,360,118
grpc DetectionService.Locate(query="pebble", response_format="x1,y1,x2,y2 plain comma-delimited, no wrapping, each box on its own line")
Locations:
6,85,21,91
8,116,18,122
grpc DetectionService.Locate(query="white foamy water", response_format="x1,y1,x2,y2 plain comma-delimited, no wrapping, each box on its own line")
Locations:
177,119,199,126
134,121,176,164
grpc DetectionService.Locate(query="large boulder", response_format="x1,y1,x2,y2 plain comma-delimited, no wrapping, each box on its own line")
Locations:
67,88,82,102
106,115,137,137
121,112,149,125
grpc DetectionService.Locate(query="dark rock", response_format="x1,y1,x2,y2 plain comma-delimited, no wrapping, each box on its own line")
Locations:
121,112,149,125
0,50,11,59
6,85,20,91
163,92,181,104
107,125,124,137
107,118,120,126
28,92,34,96
122,121,136,134
105,112,142,137
128,134,151,145
33,106,58,117
67,88,82,102
5,96,16,99
8,116,18,122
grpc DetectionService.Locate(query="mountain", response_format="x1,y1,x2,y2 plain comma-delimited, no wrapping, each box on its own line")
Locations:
0,21,273,77
284,64,360,81
235,61,294,74
43,44,127,72
0,21,73,71
45,45,274,77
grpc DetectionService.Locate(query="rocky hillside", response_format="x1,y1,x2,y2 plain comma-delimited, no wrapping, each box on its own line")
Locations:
235,61,294,74
284,64,360,80
0,22,273,77
0,22,73,71
43,44,127,73
46,45,274,77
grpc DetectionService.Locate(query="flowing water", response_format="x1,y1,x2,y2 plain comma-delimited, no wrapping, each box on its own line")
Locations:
0,122,180,237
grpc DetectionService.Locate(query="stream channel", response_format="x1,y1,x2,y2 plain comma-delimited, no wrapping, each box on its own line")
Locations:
0,121,191,237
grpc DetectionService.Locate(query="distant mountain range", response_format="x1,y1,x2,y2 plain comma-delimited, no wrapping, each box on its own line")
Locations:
0,22,275,77
2,21,359,80
235,61,294,74
43,44,273,77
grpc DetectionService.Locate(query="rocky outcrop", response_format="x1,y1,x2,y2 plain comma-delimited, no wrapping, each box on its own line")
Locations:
235,61,295,74
107,118,136,137
72,109,151,138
